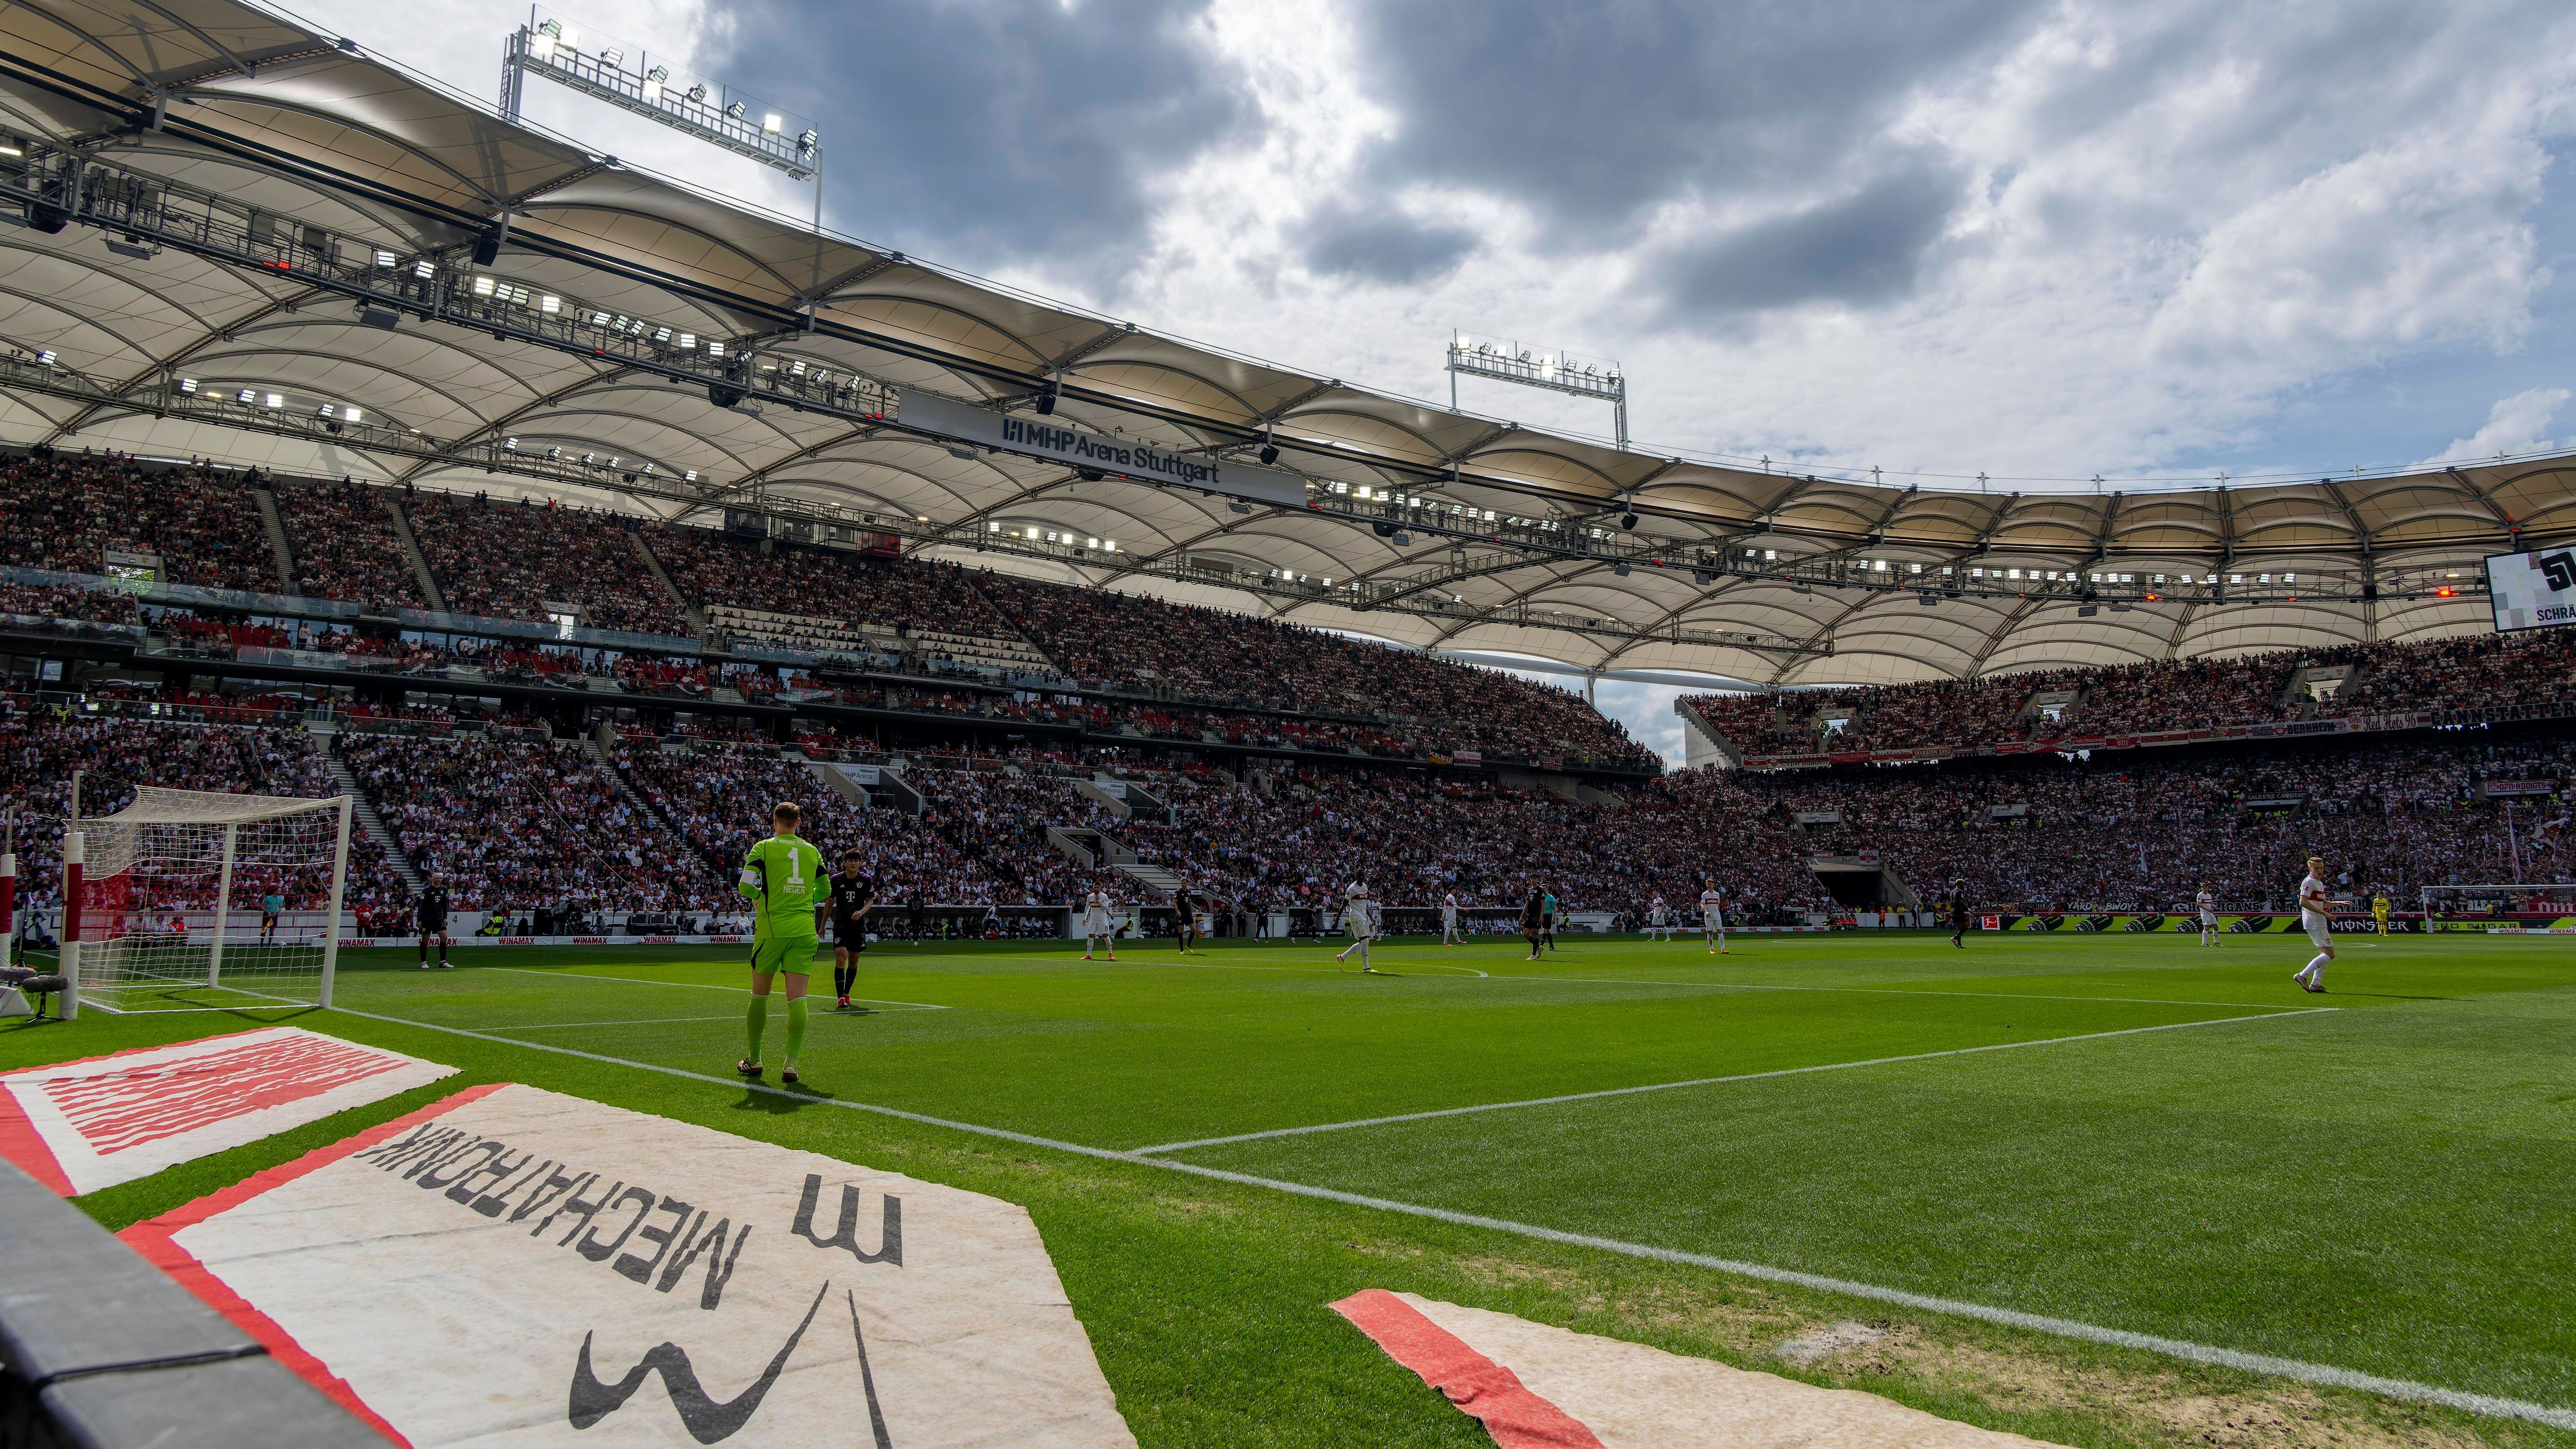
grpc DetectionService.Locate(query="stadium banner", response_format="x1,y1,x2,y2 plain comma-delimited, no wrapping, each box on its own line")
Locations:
0,1028,455,1196
2487,548,2576,633
122,1083,1137,1448
901,391,1308,509
1335,1289,2055,1449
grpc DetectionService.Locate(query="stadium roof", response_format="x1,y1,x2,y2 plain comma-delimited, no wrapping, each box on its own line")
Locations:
2,0,2572,689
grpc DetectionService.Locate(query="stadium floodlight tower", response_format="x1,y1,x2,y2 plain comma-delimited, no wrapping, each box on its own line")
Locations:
1446,331,1629,450
500,7,821,224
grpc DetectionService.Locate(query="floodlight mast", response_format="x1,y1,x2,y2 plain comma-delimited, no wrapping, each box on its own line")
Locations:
1446,331,1628,450
499,8,819,183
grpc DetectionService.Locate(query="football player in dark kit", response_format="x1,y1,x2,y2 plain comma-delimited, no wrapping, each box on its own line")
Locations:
1947,879,1970,948
827,851,874,1011
417,876,453,969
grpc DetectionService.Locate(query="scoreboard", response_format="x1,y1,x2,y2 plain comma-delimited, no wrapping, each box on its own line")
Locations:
2485,549,2576,633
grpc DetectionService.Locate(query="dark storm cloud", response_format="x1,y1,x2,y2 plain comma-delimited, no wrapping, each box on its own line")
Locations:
704,0,1249,284
1299,201,1478,284
1333,0,2045,238
1645,159,1964,318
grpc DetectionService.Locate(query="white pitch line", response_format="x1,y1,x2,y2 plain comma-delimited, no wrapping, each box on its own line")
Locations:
473,964,951,1010
1505,976,2312,1010
1127,1009,2336,1154
500,1015,744,1031
317,1001,2573,1434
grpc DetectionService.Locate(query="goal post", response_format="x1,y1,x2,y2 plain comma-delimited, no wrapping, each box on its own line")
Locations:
67,787,354,1013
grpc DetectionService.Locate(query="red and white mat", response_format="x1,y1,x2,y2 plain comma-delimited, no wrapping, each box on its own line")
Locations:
122,1083,1137,1447
1335,1289,2065,1449
0,1027,457,1196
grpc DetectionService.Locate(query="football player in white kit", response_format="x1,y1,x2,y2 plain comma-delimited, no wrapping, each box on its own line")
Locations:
1440,891,1463,945
1646,894,1673,942
2294,856,2334,992
1698,881,1728,954
1081,886,1117,961
2196,884,2220,945
1335,881,1381,973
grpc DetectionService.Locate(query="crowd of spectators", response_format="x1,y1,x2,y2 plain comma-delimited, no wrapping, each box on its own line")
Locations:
648,530,1017,638
404,492,687,636
340,734,704,914
1688,628,2576,756
975,573,1657,769
0,581,139,624
0,702,410,926
7,691,2564,929
0,452,277,590
275,477,425,609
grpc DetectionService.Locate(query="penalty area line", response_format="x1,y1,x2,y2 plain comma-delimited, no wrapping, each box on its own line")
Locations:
316,1001,2571,1434
1129,1008,2337,1154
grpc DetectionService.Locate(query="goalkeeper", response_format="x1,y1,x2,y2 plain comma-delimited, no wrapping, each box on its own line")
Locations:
737,800,827,1085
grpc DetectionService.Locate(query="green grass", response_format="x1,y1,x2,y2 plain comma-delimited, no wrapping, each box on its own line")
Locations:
7,929,2573,1447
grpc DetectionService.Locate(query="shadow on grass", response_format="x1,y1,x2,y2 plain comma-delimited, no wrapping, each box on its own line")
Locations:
734,1082,838,1114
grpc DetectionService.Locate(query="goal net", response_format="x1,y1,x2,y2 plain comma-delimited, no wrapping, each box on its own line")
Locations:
2418,882,2576,933
66,787,352,1013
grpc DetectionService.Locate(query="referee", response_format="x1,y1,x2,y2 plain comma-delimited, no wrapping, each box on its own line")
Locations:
827,852,873,1011
416,877,452,970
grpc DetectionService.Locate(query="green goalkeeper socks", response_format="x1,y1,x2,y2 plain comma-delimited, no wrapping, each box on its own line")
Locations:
744,994,770,1062
785,998,807,1065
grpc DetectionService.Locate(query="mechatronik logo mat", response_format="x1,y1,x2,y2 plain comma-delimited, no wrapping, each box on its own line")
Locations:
0,1027,456,1196
123,1084,1136,1447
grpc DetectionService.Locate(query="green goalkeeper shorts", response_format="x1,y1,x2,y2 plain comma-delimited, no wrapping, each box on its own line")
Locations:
750,933,819,976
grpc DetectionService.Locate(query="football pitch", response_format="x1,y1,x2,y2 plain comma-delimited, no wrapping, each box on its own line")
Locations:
13,929,2574,1447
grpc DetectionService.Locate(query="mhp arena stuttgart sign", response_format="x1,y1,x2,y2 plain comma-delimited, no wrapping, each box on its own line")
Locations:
123,1084,1135,1447
2486,548,2576,633
902,391,1308,509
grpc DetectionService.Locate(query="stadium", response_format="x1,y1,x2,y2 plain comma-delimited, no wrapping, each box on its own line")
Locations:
0,2,2569,1447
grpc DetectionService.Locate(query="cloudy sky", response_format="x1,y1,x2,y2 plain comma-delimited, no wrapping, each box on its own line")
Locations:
303,0,2576,760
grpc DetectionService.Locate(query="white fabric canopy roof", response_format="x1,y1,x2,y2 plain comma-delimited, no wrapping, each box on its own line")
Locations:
0,0,2567,686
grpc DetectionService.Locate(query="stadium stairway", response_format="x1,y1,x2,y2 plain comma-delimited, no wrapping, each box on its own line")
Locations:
252,485,296,591
629,533,705,637
380,493,448,611
1114,861,1188,897
317,742,425,894
590,727,697,856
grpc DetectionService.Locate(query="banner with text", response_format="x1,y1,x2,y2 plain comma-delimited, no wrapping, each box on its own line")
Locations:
123,1083,1136,1447
902,391,1309,509
1,1028,455,1196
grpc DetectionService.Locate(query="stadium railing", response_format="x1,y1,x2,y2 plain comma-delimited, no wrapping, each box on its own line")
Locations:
0,1157,380,1448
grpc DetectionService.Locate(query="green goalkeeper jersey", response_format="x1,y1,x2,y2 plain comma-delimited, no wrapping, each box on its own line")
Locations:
739,834,827,938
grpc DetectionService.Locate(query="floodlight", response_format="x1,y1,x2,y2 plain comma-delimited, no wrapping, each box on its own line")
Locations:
796,129,818,152
726,101,746,119
1620,512,1638,530
503,437,517,449
762,114,782,133
33,349,53,365
235,388,257,403
177,377,197,394
264,393,282,407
